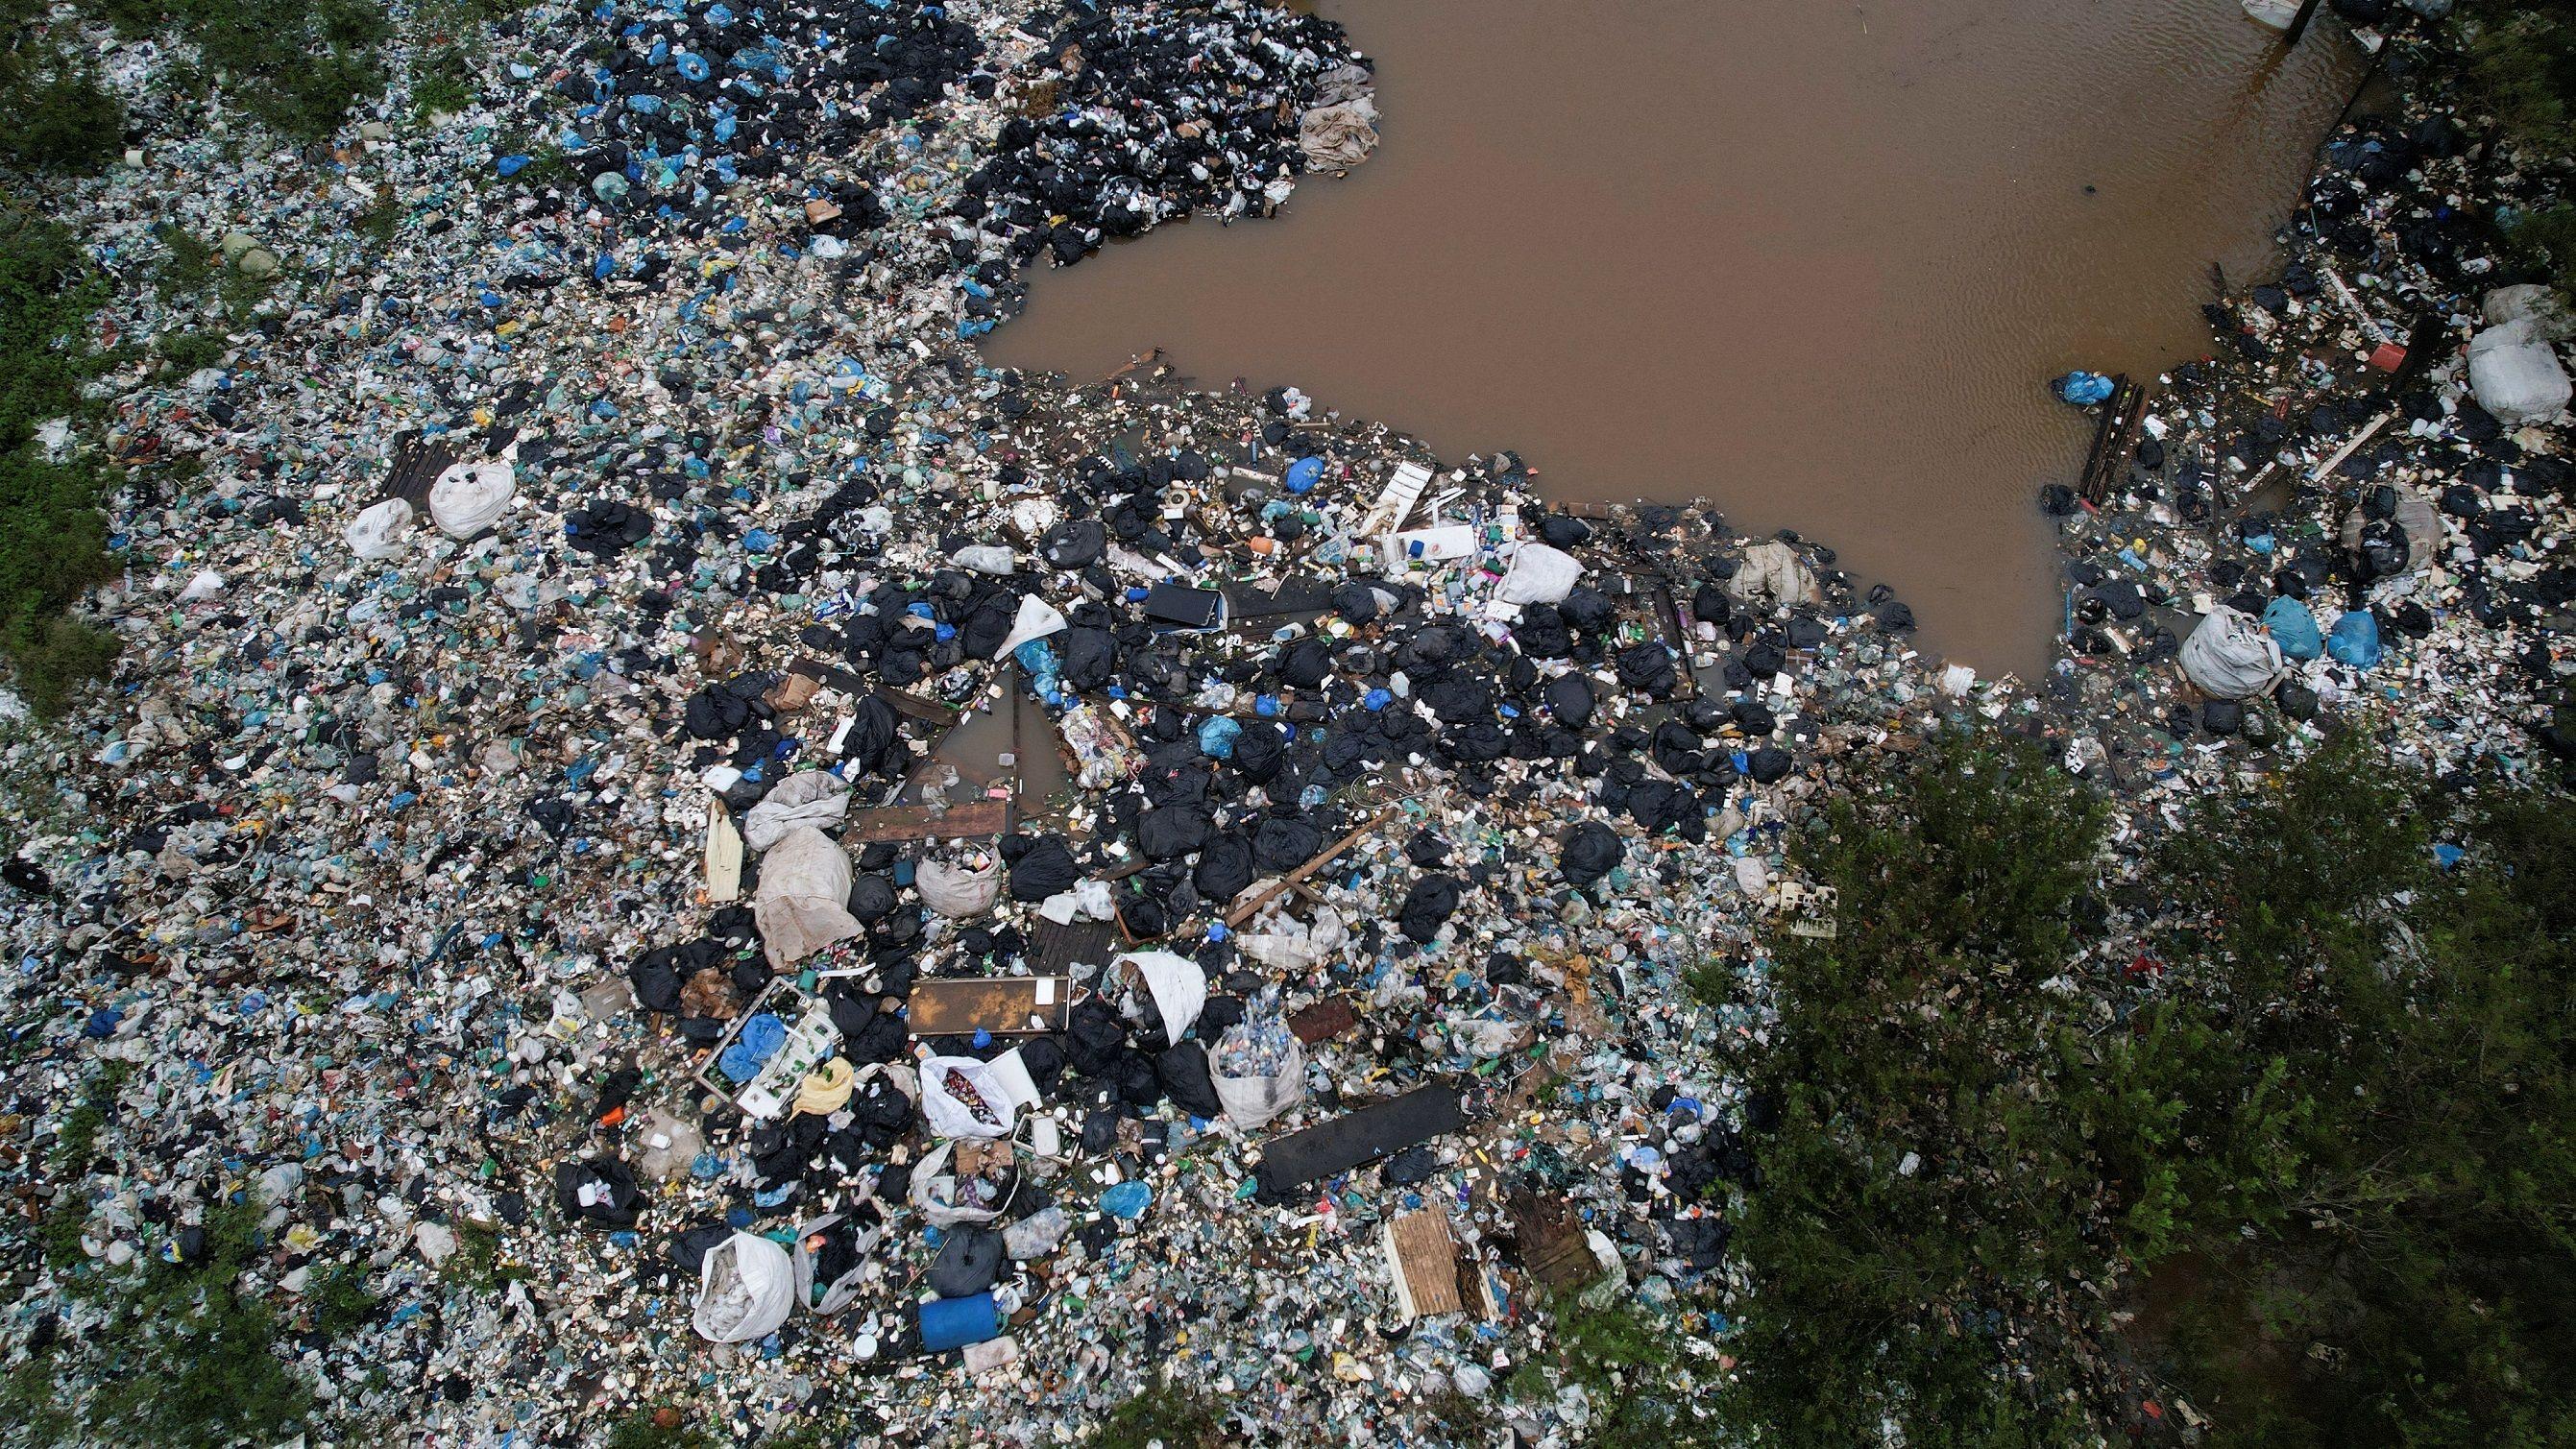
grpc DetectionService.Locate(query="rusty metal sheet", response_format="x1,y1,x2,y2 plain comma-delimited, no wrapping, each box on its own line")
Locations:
906,977,1074,1036
845,800,1009,842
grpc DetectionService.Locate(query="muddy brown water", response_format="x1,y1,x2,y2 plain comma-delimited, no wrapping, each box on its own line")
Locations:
983,0,2366,676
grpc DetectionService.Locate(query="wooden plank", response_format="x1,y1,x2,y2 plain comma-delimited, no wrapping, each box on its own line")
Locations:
1384,1210,1464,1319
1028,918,1120,977
905,977,1073,1036
1223,806,1401,929
703,800,742,904
845,799,1009,842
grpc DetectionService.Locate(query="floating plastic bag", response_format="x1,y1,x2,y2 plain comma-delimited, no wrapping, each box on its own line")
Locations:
741,770,850,851
921,1055,1018,1140
692,1232,794,1342
915,854,1001,919
2179,606,2283,699
344,497,414,559
427,457,515,539
1495,543,1583,607
2054,371,2116,405
752,827,860,971
992,595,1067,660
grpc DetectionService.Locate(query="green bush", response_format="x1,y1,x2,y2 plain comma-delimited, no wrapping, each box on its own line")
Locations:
0,48,127,175
1715,737,2576,1446
14,1197,328,1446
1092,1381,1226,1449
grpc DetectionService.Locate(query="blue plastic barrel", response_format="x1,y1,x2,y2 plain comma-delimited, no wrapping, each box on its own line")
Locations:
918,1292,1000,1352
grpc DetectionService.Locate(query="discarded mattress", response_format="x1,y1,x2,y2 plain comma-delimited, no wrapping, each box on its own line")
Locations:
1253,1085,1465,1198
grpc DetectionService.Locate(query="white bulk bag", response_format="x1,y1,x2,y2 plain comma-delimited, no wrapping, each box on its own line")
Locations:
2178,607,2285,700
427,457,516,539
741,770,851,851
1728,540,1821,607
916,855,1001,919
1211,1029,1306,1130
344,498,414,559
692,1232,794,1342
1108,950,1207,1047
752,827,861,971
920,1055,1018,1140
1494,543,1582,607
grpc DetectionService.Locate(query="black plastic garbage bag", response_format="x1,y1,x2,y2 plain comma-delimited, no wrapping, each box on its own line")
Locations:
553,1157,644,1229
930,1225,1007,1298
1040,519,1106,569
1138,805,1212,860
1195,833,1254,903
1397,875,1461,943
1542,673,1594,728
1065,999,1129,1076
1616,642,1676,695
1559,821,1623,886
1007,835,1079,902
1058,627,1116,689
1252,814,1323,873
629,946,685,1013
1230,723,1285,783
1747,747,1793,784
1155,1042,1225,1120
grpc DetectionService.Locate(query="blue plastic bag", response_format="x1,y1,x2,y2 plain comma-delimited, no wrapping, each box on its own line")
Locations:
1286,456,1324,495
2261,596,2321,661
2054,371,2116,406
2326,610,2382,669
1198,715,1242,760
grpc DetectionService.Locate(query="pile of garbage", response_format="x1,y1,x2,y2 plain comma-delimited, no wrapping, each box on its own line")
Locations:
0,2,1923,1441
1,4,2566,1446
2036,35,2571,802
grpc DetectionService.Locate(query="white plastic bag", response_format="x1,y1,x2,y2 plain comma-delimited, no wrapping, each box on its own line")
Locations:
752,827,861,971
344,497,414,559
992,594,1068,659
1494,543,1583,606
951,544,1016,576
692,1232,794,1343
2178,607,2285,700
790,1206,885,1316
1107,950,1207,1047
916,855,1001,919
427,457,516,539
909,1139,1018,1226
2466,318,2572,425
920,1055,1018,1140
741,770,851,851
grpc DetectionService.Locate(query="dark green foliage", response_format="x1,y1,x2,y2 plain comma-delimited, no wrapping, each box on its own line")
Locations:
1716,742,2114,1446
1508,1293,1713,1446
111,0,391,140
0,32,127,175
2128,754,2576,1448
155,227,217,300
0,205,118,713
602,1413,720,1449
154,329,226,374
1717,737,2576,1446
2460,2,2576,289
1092,1381,1226,1449
19,1197,328,1446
